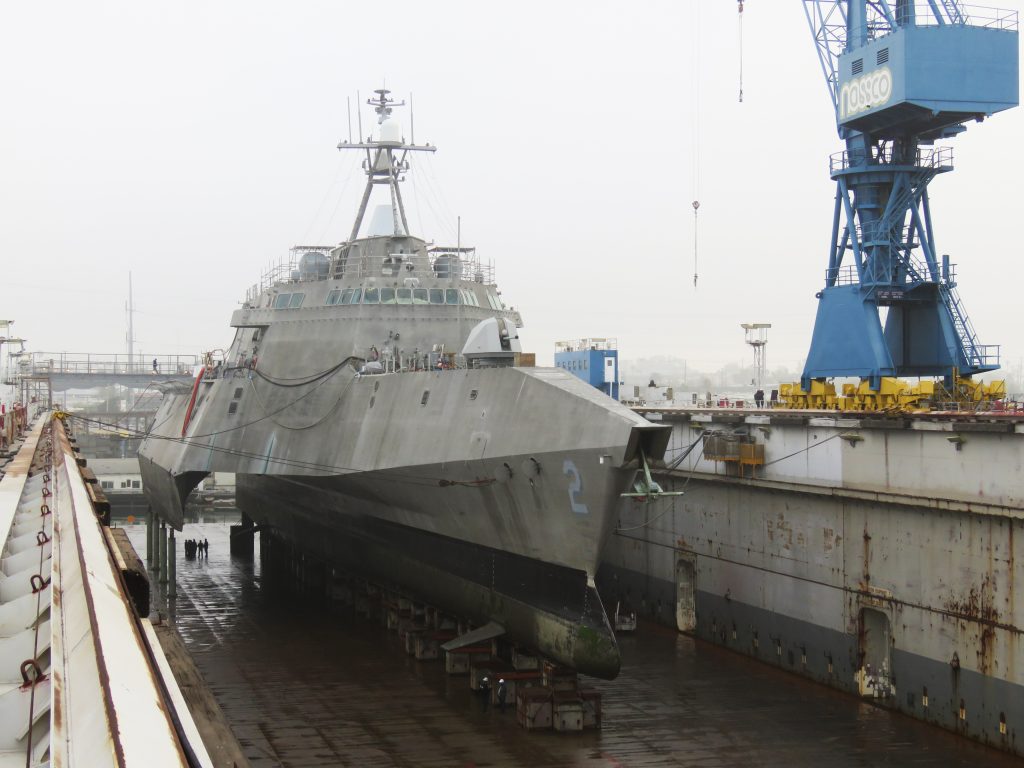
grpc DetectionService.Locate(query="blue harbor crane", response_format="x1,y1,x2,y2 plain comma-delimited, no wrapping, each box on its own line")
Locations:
801,1,1018,392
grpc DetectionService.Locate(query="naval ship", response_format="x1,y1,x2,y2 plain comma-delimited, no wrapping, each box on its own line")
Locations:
139,90,669,678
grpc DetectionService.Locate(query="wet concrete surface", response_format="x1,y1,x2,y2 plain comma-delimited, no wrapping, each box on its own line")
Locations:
125,519,1020,767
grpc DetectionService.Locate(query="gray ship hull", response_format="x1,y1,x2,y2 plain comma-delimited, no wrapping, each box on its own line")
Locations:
139,365,669,677
238,470,619,676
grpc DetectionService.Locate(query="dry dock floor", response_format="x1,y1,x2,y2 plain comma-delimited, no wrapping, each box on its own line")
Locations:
125,521,1018,768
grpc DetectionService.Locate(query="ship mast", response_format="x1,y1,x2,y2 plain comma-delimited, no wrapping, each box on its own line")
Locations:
339,89,436,241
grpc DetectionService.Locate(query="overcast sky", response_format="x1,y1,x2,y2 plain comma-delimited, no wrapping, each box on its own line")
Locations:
2,1,1021,376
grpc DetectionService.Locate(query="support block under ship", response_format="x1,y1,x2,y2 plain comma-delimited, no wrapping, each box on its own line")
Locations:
139,90,669,678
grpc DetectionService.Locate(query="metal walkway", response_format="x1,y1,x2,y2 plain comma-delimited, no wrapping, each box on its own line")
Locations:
0,416,214,767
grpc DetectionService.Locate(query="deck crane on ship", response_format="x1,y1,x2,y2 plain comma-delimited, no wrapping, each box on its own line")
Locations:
789,1,1019,410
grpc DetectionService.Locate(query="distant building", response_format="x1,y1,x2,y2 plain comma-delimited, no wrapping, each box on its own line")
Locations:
554,338,619,400
90,458,144,492
91,458,234,494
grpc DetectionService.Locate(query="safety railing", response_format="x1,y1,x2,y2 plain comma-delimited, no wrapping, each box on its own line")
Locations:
333,249,496,284
22,353,200,377
826,248,939,287
829,145,954,173
923,3,1018,30
244,248,498,305
966,344,1001,367
847,3,1017,45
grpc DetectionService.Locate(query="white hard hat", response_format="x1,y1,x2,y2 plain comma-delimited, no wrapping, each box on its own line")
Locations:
499,678,505,683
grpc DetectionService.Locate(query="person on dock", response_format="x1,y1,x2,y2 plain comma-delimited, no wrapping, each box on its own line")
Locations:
497,678,508,713
203,538,209,558
479,676,490,711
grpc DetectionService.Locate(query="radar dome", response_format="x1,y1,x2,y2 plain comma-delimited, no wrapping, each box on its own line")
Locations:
298,251,330,280
379,117,402,145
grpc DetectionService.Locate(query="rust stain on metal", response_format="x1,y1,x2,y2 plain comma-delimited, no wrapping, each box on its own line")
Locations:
943,577,1000,624
52,667,64,741
942,575,1005,676
1008,523,1015,629
862,526,872,584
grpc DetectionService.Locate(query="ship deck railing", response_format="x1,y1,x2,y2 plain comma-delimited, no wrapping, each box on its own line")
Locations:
244,250,498,305
331,251,496,285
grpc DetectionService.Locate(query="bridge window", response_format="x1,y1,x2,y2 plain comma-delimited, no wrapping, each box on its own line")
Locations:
429,288,445,304
445,289,460,305
272,292,306,309
326,290,341,305
396,288,413,304
363,287,379,304
380,287,396,304
413,288,429,304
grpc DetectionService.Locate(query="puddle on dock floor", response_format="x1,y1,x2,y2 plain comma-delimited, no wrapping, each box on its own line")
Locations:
124,520,1017,768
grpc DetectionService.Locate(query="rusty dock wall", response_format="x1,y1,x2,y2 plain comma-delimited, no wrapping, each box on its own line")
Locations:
601,408,1024,755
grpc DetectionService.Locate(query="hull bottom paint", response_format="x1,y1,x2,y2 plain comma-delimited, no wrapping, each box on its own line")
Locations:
238,475,621,678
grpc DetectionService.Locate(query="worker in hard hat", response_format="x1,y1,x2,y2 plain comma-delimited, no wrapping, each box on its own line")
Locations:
479,675,490,711
497,678,508,713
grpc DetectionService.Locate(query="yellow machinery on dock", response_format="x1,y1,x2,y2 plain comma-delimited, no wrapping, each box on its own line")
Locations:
778,372,1008,413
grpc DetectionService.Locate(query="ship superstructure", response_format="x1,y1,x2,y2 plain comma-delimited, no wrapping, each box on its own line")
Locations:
138,89,670,678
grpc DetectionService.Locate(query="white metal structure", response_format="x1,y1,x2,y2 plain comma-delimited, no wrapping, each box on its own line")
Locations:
0,417,213,767
741,323,771,393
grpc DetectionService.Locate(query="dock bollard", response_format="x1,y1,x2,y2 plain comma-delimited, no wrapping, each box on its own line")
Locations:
168,529,177,598
159,523,168,584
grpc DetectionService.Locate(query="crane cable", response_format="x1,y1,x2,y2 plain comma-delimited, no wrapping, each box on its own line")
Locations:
738,1,745,103
691,1,701,289
692,201,700,288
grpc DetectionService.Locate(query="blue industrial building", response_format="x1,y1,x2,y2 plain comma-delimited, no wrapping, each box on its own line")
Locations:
554,338,619,401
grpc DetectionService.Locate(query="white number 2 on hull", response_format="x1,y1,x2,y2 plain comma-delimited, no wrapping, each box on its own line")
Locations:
563,459,590,515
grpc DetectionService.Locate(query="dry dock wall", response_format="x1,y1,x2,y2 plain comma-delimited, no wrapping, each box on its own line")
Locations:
599,411,1023,755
